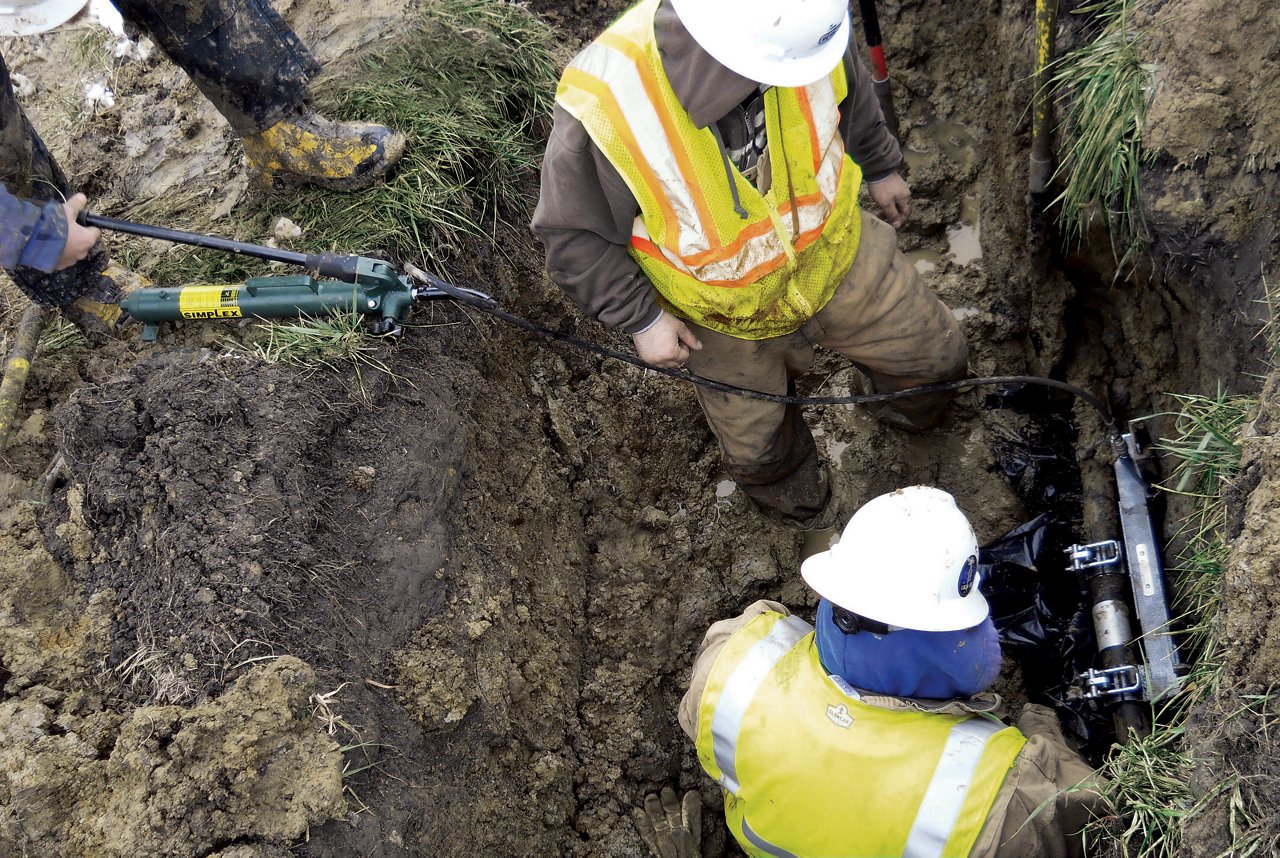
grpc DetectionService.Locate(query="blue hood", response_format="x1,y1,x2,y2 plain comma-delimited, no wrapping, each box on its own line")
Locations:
814,598,1003,700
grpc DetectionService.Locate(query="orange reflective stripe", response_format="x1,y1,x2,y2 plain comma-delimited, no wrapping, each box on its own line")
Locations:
562,68,681,250
682,218,776,266
597,32,721,250
778,190,827,217
796,88,822,173
679,191,828,268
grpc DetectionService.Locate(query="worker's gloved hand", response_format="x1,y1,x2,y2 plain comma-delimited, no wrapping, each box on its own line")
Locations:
632,310,703,369
632,787,702,858
56,194,102,271
867,172,912,229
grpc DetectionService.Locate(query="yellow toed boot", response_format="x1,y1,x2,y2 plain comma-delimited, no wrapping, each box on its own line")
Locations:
241,107,407,192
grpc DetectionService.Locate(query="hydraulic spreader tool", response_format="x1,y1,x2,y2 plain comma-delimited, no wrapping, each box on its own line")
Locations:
81,213,493,342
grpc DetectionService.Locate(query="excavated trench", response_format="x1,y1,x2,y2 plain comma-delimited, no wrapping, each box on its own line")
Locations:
1,0,1277,855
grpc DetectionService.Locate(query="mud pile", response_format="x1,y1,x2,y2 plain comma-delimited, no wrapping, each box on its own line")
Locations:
1,0,1278,855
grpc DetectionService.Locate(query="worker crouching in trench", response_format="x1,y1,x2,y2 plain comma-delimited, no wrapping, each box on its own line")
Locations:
636,487,1105,857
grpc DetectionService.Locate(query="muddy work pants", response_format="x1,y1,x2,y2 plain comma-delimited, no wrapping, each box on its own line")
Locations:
113,0,321,135
685,213,969,520
1,0,319,305
0,51,108,306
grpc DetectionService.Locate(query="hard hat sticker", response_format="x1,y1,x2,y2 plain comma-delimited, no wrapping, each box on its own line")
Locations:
178,285,244,320
957,554,978,597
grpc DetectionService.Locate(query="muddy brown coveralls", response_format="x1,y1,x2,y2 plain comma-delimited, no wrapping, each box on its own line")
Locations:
0,0,320,307
533,0,968,520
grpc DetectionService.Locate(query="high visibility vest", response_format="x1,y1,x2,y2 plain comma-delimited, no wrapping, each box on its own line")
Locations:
555,0,863,339
696,611,1027,858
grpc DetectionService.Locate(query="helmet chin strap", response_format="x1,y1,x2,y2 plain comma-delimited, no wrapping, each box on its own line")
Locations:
831,605,893,636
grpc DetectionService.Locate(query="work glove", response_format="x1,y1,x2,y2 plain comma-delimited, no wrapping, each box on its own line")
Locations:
632,787,702,858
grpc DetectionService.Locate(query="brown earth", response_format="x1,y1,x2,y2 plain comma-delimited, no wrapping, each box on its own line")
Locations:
1,0,1278,855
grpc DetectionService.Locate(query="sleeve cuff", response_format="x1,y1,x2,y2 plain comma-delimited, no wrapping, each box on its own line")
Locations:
19,202,69,273
626,306,664,336
865,170,900,184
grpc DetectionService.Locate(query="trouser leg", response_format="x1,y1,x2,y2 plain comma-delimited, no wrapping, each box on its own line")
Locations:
684,324,830,520
807,212,970,429
0,52,107,306
114,0,321,135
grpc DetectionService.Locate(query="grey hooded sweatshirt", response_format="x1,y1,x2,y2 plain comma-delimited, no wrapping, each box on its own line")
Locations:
531,0,903,335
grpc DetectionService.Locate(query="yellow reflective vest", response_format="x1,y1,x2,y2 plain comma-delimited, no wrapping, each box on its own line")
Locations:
696,611,1027,858
555,0,863,339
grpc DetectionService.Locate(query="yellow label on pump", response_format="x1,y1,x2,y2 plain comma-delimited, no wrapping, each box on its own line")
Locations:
178,285,243,320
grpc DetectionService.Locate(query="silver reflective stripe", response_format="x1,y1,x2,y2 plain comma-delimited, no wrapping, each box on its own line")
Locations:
742,817,800,858
711,615,812,794
902,717,1004,858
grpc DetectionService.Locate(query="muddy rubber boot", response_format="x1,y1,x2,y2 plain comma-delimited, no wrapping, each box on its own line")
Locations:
241,107,407,192
60,264,148,344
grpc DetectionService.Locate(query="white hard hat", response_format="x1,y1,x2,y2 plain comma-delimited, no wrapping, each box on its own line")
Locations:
801,486,989,632
670,0,851,88
0,0,88,36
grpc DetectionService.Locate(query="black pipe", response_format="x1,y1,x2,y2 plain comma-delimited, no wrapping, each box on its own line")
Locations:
81,214,363,283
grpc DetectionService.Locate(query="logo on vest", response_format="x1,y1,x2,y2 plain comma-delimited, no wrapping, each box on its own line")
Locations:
826,703,854,729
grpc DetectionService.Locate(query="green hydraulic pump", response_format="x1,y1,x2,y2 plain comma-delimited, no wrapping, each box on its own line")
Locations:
82,214,492,341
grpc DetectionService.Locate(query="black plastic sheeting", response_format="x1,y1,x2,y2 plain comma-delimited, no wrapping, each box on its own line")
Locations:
980,385,1117,764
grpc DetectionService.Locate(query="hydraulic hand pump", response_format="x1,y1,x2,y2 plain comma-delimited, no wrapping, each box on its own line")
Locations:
81,214,487,341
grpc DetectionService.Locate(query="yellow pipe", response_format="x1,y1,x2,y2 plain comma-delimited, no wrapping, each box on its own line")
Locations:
1030,0,1058,194
0,304,52,451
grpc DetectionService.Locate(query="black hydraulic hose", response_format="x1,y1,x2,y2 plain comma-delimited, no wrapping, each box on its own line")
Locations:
81,214,364,283
404,264,1123,445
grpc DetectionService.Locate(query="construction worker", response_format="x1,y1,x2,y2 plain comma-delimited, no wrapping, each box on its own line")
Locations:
533,0,968,524
655,486,1103,858
1,0,405,336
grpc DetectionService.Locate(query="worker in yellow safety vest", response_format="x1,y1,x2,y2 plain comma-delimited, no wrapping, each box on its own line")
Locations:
636,487,1104,858
533,0,969,524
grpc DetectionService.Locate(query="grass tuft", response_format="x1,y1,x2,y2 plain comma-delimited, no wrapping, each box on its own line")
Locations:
288,0,560,265
1050,0,1157,269
225,310,406,401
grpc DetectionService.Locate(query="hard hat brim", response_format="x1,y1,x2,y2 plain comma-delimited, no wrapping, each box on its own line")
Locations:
672,3,852,88
801,547,991,633
0,0,88,36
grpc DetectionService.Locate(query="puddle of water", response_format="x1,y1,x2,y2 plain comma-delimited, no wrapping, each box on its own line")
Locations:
904,119,979,171
715,479,737,499
905,248,943,275
946,193,982,265
952,306,981,321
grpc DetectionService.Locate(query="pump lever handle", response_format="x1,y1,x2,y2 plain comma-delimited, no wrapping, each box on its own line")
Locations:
79,213,365,284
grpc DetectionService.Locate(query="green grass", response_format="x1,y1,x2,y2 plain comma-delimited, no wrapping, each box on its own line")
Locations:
225,309,404,400
283,0,559,266
1050,0,1157,269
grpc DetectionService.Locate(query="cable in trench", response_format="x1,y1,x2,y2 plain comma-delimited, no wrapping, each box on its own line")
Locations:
404,263,1123,448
